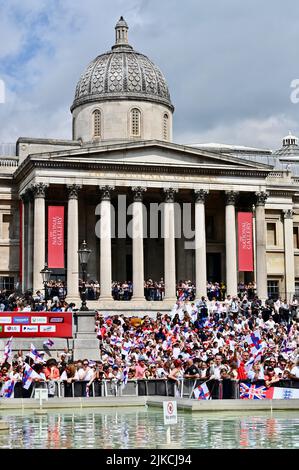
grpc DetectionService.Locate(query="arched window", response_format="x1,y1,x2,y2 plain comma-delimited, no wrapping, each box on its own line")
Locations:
163,113,169,140
131,108,141,137
93,110,101,138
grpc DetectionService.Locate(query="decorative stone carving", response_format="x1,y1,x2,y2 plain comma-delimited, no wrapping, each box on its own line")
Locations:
194,189,209,203
132,186,147,202
163,187,178,203
283,209,294,219
67,184,81,199
32,183,48,199
225,190,239,205
99,185,114,200
255,191,268,206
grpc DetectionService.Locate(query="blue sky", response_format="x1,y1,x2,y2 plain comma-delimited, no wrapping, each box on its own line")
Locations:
0,0,299,149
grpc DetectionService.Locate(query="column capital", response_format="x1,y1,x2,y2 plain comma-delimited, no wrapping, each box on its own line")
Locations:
283,208,294,219
225,190,239,206
99,185,114,201
163,187,178,203
67,184,81,199
132,186,147,202
194,189,209,203
255,191,268,206
32,183,48,199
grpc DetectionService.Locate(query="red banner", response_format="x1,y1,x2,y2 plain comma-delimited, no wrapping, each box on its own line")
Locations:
48,206,64,268
0,312,72,338
238,212,254,271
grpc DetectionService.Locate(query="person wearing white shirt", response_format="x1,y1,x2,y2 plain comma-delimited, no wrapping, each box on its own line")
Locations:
290,360,299,378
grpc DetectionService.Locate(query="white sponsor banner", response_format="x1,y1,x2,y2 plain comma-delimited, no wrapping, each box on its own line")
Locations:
40,325,56,333
4,325,20,332
31,317,47,324
22,325,38,333
0,317,12,324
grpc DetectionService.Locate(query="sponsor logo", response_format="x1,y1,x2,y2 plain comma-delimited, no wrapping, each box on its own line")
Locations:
22,325,38,333
4,325,20,332
0,317,12,324
49,317,64,323
31,317,47,324
40,325,56,333
13,317,30,324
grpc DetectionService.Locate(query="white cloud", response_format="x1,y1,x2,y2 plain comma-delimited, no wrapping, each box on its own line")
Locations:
0,0,299,150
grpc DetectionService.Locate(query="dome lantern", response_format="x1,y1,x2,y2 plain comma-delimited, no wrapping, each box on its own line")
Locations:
283,131,298,147
112,16,132,50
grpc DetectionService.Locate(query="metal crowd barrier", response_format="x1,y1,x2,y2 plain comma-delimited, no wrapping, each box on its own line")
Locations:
2,377,299,399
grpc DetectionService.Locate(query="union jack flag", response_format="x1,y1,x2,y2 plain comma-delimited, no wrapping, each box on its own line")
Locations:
240,382,267,400
0,379,15,398
28,344,44,363
3,336,13,363
43,339,54,348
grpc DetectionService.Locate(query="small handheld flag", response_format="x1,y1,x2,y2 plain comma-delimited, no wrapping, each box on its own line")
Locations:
28,344,44,363
193,382,211,400
3,336,13,363
22,363,43,390
0,380,15,398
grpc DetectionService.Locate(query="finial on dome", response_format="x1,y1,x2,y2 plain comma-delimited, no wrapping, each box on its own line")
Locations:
114,16,130,48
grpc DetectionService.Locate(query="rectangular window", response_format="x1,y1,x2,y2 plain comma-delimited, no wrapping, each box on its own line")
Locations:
267,222,277,246
267,280,279,300
0,276,14,291
293,227,299,249
295,281,299,297
2,214,12,239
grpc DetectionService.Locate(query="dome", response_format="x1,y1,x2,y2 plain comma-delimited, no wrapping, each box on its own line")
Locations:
71,17,174,112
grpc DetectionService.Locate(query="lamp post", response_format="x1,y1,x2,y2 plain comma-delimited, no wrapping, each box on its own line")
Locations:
40,263,52,302
78,240,91,310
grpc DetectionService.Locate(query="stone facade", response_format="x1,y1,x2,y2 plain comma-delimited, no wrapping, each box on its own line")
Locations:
0,17,298,311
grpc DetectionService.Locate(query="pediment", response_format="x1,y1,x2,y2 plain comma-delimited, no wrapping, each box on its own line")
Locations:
26,139,273,173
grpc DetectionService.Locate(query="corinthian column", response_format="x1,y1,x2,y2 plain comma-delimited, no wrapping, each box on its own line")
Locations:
32,183,48,293
163,188,177,302
131,187,146,301
255,191,268,301
194,189,209,298
67,184,81,300
283,209,295,301
225,191,239,297
99,186,114,301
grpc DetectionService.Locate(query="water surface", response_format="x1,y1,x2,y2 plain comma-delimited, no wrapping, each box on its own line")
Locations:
0,407,298,449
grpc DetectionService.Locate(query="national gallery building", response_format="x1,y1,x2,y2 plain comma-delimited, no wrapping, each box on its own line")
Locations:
1,17,299,311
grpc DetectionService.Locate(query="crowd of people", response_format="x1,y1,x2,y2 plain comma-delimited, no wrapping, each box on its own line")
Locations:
1,288,299,398
1,278,259,305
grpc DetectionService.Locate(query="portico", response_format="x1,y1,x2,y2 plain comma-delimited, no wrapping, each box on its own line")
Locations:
15,138,297,312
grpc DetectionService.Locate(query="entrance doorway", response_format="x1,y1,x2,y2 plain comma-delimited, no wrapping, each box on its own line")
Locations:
207,253,222,282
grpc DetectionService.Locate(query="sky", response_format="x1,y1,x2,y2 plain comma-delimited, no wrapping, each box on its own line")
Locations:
0,0,299,151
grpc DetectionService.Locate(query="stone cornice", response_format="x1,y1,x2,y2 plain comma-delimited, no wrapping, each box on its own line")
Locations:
14,158,272,186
